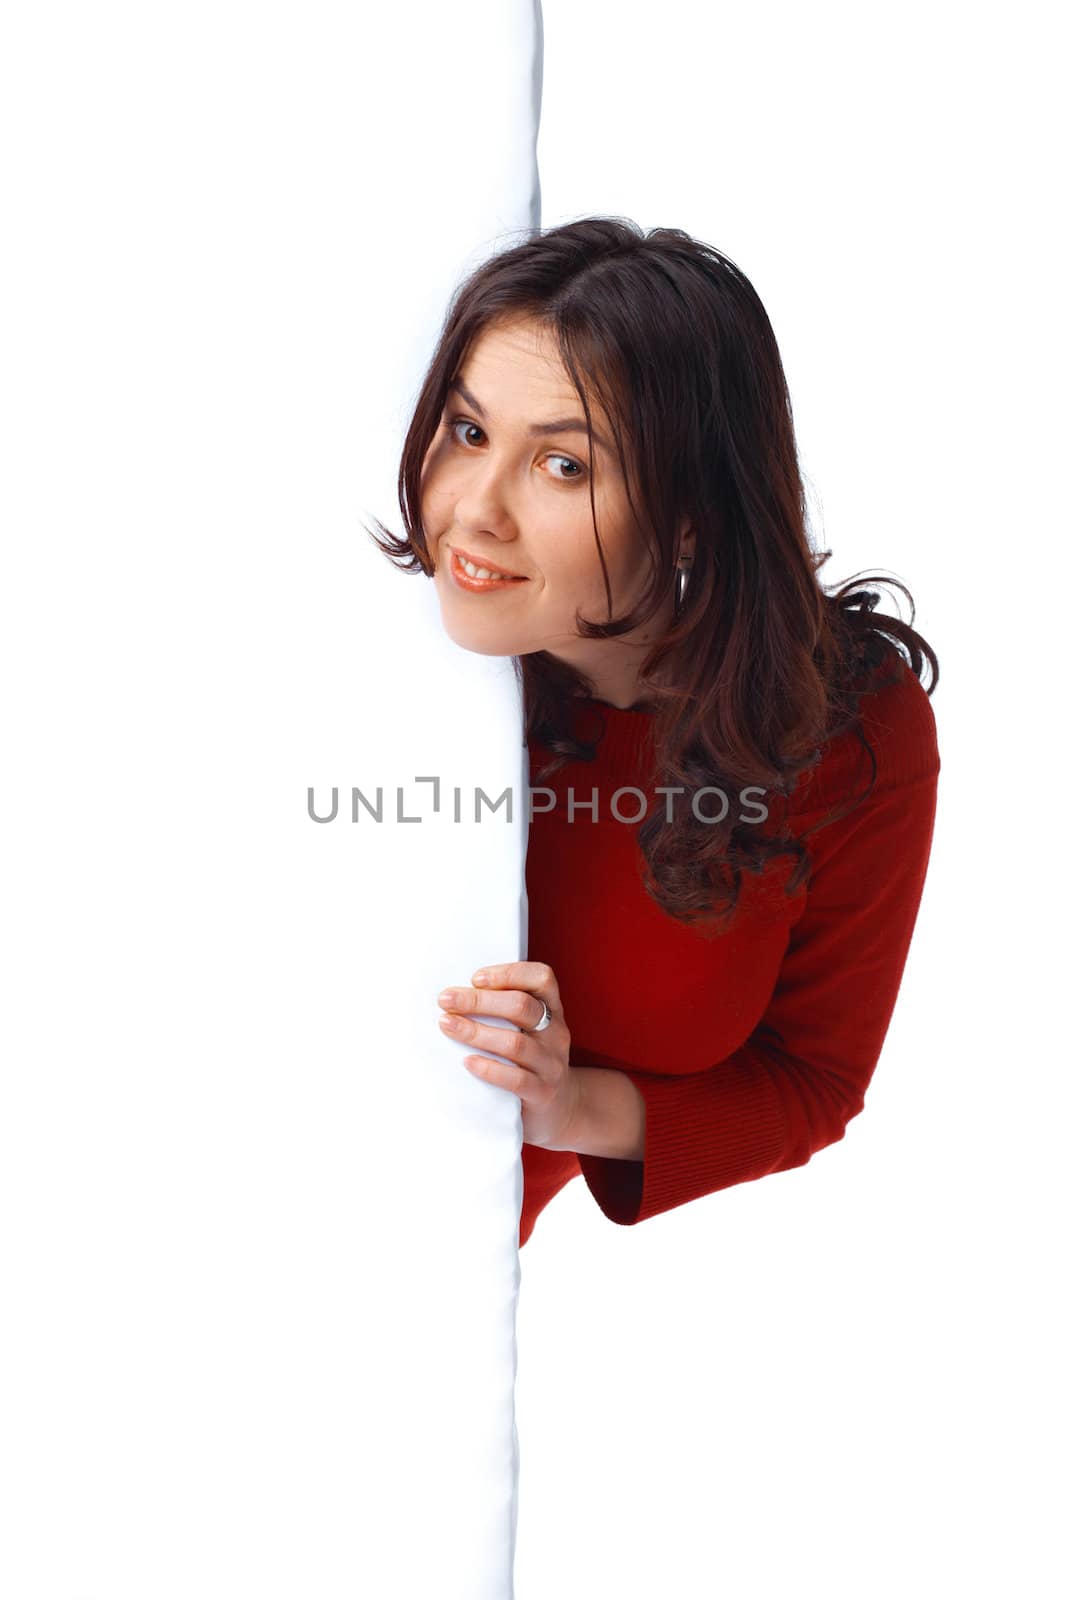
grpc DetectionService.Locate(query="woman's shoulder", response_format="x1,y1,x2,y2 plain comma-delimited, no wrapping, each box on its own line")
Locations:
851,647,939,782
787,648,940,819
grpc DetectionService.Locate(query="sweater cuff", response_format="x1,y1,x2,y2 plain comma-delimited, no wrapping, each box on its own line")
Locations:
577,1044,789,1227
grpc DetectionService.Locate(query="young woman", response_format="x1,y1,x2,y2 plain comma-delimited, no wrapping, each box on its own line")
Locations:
366,217,941,1249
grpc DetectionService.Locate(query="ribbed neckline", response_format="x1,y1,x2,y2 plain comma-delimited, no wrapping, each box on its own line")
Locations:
529,696,658,779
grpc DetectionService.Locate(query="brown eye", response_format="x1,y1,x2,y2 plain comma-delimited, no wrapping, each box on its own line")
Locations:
445,416,484,447
545,455,584,481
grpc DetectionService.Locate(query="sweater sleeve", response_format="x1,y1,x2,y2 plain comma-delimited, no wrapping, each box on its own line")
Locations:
577,670,941,1229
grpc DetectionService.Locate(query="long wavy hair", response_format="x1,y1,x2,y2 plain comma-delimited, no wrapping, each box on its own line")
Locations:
364,216,939,936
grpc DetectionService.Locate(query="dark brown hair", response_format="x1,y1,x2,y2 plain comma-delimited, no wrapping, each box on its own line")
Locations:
363,216,939,936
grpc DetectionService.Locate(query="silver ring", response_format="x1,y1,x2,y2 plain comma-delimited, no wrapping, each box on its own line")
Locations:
529,998,552,1033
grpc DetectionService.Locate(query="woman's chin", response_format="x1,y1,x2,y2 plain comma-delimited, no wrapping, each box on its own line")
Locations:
438,613,519,658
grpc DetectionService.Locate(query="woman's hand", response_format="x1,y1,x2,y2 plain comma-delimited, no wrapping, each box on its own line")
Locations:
436,961,581,1151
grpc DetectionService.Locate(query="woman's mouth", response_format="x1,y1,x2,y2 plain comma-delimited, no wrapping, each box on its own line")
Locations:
449,549,528,593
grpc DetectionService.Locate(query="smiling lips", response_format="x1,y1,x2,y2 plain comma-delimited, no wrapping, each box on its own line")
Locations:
449,547,528,591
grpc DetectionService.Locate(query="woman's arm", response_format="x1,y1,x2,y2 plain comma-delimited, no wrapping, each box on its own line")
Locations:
574,674,941,1228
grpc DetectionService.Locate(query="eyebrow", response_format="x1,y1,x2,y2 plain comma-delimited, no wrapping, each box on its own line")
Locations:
448,377,614,457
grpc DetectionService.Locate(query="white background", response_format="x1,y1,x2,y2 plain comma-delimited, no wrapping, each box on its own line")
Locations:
515,3,1064,1597
0,2,542,1595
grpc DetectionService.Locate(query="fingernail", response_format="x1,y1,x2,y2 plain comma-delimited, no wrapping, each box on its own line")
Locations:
438,990,457,1007
472,972,488,985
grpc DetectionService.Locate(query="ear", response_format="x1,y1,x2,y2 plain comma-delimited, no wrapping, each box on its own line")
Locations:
678,521,696,563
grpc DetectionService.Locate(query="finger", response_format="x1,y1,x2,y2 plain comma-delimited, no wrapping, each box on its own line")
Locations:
463,1054,549,1103
437,984,530,1026
438,1013,531,1063
471,961,560,1010
440,984,549,1033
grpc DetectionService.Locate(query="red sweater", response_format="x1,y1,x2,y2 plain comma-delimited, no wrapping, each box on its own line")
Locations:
519,654,940,1247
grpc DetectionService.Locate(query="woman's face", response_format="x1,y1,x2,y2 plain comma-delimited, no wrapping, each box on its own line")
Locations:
420,316,684,706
